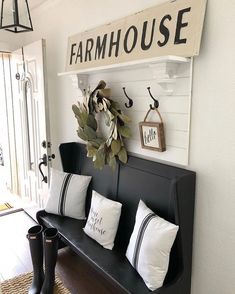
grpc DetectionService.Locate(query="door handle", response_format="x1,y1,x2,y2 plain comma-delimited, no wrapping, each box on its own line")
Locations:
38,154,47,183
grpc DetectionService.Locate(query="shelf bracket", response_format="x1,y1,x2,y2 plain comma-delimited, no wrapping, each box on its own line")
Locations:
149,60,187,94
158,79,176,95
149,62,179,79
70,74,89,92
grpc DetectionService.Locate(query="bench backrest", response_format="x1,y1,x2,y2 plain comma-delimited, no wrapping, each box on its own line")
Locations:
59,142,195,285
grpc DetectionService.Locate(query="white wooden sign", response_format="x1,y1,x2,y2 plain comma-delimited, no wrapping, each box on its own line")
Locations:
142,125,160,147
66,0,207,72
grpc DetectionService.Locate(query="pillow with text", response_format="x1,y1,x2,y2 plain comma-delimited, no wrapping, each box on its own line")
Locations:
83,190,122,250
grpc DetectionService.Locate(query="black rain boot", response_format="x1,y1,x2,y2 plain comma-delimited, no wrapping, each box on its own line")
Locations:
27,225,44,294
40,228,59,294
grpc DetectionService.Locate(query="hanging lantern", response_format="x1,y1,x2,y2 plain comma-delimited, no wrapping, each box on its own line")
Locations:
0,0,33,33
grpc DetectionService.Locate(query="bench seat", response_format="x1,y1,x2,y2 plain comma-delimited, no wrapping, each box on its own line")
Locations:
37,210,156,293
37,142,196,294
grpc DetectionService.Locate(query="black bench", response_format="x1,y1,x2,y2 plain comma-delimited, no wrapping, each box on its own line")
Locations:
37,142,196,294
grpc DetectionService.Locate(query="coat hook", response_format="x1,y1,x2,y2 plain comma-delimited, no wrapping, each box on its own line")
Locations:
123,87,133,108
147,86,159,109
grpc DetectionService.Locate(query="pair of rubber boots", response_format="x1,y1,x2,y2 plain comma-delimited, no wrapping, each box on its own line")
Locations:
27,225,58,294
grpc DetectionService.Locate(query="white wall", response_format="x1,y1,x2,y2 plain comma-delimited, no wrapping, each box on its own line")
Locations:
190,1,235,293
3,0,235,293
0,31,22,51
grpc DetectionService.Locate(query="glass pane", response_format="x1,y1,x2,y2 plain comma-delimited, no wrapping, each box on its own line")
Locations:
0,144,4,166
10,25,26,32
1,0,15,27
18,0,31,28
25,81,35,170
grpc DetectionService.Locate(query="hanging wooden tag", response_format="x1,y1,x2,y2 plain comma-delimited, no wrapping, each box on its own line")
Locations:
139,108,166,152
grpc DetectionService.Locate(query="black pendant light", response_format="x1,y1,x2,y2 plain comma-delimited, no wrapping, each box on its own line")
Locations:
0,0,33,33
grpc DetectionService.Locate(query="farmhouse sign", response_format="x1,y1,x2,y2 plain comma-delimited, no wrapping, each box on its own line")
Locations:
66,0,207,72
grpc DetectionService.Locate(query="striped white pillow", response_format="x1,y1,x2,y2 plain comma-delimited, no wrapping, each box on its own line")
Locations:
45,168,91,219
126,200,179,291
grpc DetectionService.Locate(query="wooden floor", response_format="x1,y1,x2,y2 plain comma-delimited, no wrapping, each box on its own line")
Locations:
0,211,119,293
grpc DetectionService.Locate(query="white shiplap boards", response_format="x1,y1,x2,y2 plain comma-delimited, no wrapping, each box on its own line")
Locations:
74,59,192,166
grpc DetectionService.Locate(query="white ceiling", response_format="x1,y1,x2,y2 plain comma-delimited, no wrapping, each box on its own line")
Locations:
28,0,47,10
4,0,47,11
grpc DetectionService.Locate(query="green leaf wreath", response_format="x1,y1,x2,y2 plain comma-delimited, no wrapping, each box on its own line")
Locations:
72,80,132,170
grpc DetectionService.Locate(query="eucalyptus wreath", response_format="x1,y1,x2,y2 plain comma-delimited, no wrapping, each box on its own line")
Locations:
72,80,132,170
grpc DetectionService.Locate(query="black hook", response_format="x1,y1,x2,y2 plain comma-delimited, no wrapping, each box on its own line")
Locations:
147,87,159,109
122,87,133,108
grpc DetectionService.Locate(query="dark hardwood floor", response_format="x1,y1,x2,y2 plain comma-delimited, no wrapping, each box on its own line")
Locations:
0,211,120,293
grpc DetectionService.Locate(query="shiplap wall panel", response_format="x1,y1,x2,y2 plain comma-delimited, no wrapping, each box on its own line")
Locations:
128,124,188,148
115,96,189,113
76,59,192,165
127,113,189,131
89,78,191,96
126,141,188,165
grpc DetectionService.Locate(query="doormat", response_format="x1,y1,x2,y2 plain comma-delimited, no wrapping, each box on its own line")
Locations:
0,272,71,294
0,203,13,212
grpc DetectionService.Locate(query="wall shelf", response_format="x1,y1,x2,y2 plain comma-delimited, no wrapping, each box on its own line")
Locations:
58,55,190,92
57,55,192,166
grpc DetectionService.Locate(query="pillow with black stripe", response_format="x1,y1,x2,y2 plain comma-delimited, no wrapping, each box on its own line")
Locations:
126,200,179,291
45,168,91,219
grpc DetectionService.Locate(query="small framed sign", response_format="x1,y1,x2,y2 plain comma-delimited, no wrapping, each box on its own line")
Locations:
139,108,166,152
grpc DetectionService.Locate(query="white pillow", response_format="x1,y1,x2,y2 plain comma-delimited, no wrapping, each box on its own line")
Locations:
45,168,91,220
83,190,122,250
126,200,179,291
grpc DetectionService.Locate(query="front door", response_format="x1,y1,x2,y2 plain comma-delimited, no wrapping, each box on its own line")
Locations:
11,39,52,208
